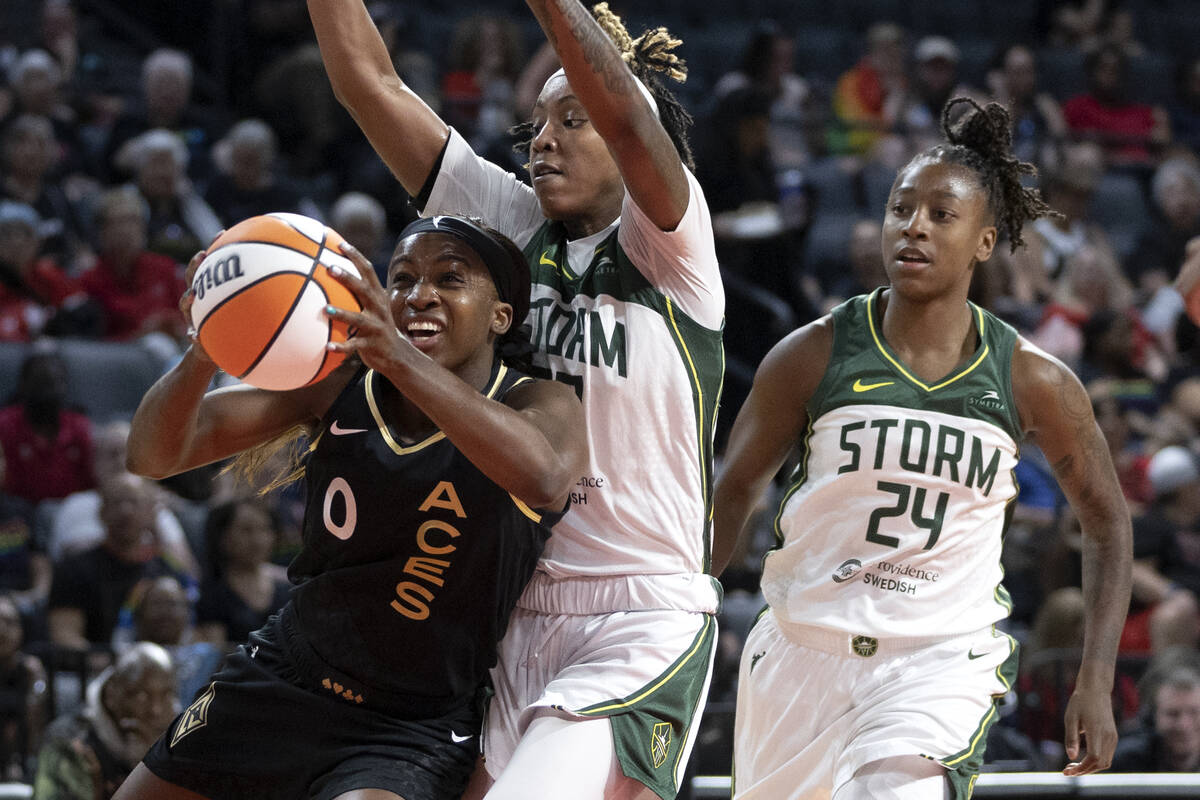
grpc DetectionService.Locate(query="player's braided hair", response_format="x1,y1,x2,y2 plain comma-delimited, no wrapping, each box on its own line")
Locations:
512,2,694,170
923,97,1061,252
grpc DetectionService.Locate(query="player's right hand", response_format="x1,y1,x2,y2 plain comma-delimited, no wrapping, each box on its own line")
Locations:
180,232,225,364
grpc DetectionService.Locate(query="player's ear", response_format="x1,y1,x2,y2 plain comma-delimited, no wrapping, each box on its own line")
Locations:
491,301,514,337
975,225,997,264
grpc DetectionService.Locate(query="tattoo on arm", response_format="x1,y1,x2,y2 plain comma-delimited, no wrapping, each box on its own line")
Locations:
554,0,636,97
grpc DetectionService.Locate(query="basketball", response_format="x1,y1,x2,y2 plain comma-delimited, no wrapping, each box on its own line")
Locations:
189,212,361,391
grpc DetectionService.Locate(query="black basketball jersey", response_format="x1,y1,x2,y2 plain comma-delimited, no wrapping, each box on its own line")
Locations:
283,358,565,715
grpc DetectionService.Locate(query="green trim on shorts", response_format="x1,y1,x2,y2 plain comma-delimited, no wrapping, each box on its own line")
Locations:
575,614,716,800
941,633,1020,799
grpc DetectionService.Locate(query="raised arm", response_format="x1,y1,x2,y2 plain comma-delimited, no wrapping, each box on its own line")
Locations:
525,0,689,229
712,319,832,576
1013,339,1132,776
307,0,448,195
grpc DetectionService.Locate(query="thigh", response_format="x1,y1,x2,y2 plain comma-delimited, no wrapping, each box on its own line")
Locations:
832,756,948,800
484,713,655,800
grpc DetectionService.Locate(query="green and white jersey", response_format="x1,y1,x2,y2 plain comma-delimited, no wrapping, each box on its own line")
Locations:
425,130,724,609
762,290,1022,637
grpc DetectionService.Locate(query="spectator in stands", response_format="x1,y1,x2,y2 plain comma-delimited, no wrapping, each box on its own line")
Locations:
833,21,907,156
1009,142,1118,304
125,576,222,707
329,191,391,280
1112,659,1200,772
899,36,984,151
77,186,186,343
32,642,178,800
714,22,812,170
1133,156,1200,292
0,593,46,782
987,43,1067,170
49,420,199,578
0,200,95,342
203,118,317,224
440,13,525,151
1125,445,1200,655
1063,43,1170,169
1,113,84,268
114,129,222,265
103,48,219,185
1167,56,1200,159
807,218,888,313
0,440,50,632
0,346,94,506
46,473,187,650
3,49,84,177
194,497,290,649
1091,382,1154,512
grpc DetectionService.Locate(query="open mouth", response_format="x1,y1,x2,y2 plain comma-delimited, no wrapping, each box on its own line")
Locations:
402,320,445,347
896,248,931,265
531,163,562,179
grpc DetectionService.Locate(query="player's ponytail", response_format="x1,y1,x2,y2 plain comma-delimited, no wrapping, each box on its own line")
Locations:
924,97,1061,251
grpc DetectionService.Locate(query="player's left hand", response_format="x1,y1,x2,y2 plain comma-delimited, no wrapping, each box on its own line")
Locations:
1061,685,1118,776
323,241,421,373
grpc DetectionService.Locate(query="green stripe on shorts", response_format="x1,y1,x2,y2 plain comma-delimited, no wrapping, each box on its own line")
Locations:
577,614,716,800
942,635,1020,799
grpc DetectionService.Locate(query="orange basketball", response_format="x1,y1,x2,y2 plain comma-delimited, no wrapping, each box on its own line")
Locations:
189,213,361,390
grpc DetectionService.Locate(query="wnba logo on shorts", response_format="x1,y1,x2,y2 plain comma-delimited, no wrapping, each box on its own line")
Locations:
650,722,673,768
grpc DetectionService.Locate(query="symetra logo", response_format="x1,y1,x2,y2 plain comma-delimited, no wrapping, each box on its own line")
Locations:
969,389,1006,412
832,558,863,583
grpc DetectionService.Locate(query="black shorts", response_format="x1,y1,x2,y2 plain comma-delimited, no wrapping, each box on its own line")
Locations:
142,622,479,800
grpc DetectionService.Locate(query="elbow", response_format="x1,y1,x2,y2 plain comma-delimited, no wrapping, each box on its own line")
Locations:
124,449,175,481
517,456,581,511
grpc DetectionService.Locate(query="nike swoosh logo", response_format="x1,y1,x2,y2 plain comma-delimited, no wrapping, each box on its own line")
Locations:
539,252,557,268
329,420,369,436
967,649,986,660
450,731,473,743
852,379,895,393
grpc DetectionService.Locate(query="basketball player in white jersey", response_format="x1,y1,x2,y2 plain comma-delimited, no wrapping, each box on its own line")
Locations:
713,99,1132,799
307,1,723,798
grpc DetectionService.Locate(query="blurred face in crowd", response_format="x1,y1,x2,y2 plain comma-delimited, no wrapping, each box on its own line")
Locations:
103,647,179,761
0,596,23,663
137,148,184,201
1091,49,1126,103
3,117,55,182
1003,46,1037,103
99,474,157,556
92,422,131,483
134,577,191,645
850,219,887,291
916,56,958,99
14,64,58,116
1159,173,1200,231
98,197,148,265
144,64,191,123
219,501,278,570
0,221,41,272
1155,683,1200,769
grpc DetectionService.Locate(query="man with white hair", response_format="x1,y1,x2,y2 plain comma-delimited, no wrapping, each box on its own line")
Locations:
329,190,393,278
204,117,319,222
1134,157,1200,291
104,48,224,183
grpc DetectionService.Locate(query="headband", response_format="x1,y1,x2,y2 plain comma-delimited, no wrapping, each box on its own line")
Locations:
398,215,530,327
548,67,659,117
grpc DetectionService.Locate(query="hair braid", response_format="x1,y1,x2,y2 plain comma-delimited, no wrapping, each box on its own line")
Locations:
924,97,1062,252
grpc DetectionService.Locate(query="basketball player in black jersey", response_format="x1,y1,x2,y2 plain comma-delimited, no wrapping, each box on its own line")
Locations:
114,215,587,800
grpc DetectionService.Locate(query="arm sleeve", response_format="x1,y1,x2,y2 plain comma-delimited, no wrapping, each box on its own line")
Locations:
424,128,546,249
616,168,725,330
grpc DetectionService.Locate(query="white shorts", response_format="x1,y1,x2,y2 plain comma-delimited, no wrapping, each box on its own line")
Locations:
484,604,716,799
733,609,1017,800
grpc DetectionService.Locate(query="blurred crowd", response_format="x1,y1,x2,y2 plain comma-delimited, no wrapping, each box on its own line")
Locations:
0,0,1198,796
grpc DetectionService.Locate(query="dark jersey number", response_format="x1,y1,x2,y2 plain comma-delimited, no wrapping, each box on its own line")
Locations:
865,481,948,550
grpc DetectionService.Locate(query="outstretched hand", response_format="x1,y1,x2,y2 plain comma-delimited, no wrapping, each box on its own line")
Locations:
1061,685,1118,776
324,242,422,374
